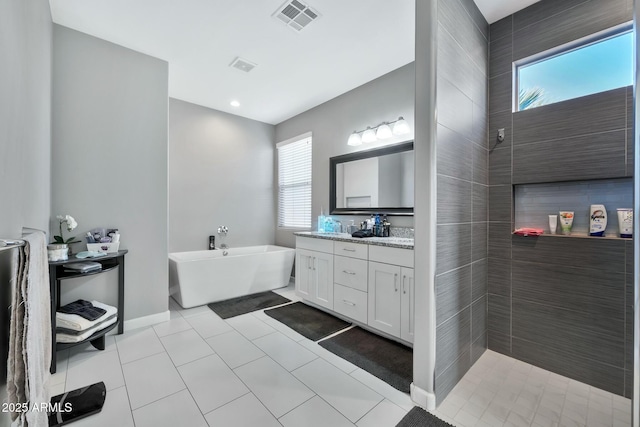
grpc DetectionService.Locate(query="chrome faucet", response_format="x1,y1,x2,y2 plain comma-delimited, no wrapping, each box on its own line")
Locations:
217,226,229,252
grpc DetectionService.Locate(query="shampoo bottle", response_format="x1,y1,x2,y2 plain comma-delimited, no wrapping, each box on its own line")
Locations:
589,204,607,236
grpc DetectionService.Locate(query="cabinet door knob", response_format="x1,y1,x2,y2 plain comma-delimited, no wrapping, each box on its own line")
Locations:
342,299,356,306
394,273,398,292
402,275,407,294
342,248,356,252
343,270,356,275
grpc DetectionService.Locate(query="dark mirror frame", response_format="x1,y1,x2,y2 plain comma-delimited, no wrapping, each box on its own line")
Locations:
329,141,414,216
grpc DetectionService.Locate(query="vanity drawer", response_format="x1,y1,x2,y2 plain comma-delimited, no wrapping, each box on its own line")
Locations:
296,236,333,254
334,284,367,324
368,245,413,268
334,241,368,260
334,256,368,292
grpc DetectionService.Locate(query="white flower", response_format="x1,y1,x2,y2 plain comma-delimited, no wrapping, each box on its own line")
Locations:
66,216,78,231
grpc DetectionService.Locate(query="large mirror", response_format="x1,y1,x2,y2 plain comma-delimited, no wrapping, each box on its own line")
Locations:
330,141,414,215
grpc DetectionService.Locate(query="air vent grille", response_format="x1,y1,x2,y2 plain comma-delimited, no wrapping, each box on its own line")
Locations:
273,0,320,32
229,57,257,73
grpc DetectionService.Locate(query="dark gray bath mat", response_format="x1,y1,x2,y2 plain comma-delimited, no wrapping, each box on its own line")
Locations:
319,326,412,393
263,302,351,341
396,407,455,427
207,291,291,319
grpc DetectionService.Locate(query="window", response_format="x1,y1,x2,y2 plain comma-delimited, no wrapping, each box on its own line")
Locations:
277,133,312,228
516,25,633,111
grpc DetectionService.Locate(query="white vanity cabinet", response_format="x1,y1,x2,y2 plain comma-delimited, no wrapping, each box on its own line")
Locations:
295,237,334,310
400,267,415,342
295,234,414,344
367,245,414,342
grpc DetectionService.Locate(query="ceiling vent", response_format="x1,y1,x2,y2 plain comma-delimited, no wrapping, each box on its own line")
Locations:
229,57,257,73
273,0,320,32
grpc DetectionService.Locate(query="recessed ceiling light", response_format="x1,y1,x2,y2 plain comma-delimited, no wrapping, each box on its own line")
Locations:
230,100,240,107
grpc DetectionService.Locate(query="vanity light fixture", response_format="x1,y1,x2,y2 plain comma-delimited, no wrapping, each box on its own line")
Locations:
347,116,411,146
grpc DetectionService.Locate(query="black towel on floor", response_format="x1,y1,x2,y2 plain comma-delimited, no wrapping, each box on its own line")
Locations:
58,299,106,321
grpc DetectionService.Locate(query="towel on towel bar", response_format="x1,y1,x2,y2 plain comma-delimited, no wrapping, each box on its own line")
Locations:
56,300,117,332
7,231,51,427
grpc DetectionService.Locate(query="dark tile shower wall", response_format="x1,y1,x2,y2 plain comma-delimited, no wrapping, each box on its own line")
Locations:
434,0,489,404
487,0,634,397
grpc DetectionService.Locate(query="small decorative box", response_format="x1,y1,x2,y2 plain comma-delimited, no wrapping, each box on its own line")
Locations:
86,242,120,253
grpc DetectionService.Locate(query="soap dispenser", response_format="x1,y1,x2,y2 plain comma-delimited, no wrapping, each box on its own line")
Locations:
318,207,326,233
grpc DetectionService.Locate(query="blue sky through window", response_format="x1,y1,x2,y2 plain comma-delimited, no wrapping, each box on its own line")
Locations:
518,31,633,110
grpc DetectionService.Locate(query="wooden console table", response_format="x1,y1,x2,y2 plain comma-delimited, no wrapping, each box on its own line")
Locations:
48,250,127,374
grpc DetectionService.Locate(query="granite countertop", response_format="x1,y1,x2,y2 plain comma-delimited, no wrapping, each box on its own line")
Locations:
294,231,414,249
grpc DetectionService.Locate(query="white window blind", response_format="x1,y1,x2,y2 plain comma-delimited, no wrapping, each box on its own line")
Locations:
277,135,312,228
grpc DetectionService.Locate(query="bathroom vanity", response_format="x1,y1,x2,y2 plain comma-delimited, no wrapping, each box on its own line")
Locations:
294,232,414,344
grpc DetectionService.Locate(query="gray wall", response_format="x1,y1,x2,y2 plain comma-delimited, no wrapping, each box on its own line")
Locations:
274,63,416,248
0,3,52,424
487,0,633,397
169,98,276,252
0,0,52,239
433,0,489,404
52,25,169,322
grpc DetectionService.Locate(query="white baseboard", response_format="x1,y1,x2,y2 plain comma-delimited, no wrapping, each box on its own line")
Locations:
410,383,436,411
123,310,170,331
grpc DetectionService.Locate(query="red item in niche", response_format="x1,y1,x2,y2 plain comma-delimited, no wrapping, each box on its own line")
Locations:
513,228,544,236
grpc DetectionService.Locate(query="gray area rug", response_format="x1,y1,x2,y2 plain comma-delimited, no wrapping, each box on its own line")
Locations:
263,301,351,341
319,326,412,393
396,407,455,427
207,291,291,319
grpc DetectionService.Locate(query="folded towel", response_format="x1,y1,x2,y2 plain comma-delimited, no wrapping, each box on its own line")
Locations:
59,299,106,320
56,313,117,336
56,300,117,332
513,227,544,236
56,315,118,344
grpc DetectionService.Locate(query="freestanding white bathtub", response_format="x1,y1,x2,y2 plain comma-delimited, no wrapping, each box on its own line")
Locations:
169,245,295,308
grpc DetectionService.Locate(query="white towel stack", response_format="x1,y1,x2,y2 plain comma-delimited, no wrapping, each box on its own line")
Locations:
56,300,118,343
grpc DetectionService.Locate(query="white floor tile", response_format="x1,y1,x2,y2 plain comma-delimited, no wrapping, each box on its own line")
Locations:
298,338,359,374
132,389,207,427
205,330,265,369
153,316,192,337
234,356,315,418
293,358,383,423
226,313,276,340
160,328,214,366
349,368,414,412
115,327,164,364
178,354,249,414
279,396,355,427
185,311,233,339
204,393,282,427
253,331,317,371
65,348,124,392
121,352,185,410
252,309,307,341
63,386,134,427
174,304,211,318
355,399,408,427
67,336,117,361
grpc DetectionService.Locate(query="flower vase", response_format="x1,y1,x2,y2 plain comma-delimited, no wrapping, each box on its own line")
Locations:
47,244,68,262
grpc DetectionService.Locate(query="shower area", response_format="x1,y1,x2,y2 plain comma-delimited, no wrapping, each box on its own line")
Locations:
412,0,637,423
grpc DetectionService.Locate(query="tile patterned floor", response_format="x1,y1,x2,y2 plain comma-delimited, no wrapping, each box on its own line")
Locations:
50,284,633,427
49,285,412,427
431,350,632,427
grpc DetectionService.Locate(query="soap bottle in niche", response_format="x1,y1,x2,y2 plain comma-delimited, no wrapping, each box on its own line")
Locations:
209,235,216,250
318,207,326,233
589,204,607,236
